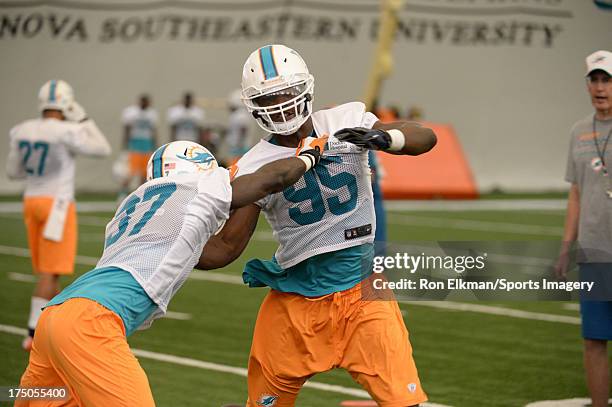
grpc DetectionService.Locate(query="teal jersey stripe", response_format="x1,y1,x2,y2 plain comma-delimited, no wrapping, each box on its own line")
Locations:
243,243,374,296
259,45,278,79
46,267,157,337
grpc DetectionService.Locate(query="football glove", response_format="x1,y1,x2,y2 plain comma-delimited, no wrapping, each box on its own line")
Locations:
295,135,328,171
64,101,88,123
334,127,392,150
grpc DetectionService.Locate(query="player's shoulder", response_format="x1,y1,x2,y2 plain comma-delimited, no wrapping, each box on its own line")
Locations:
11,118,77,139
189,106,205,121
190,105,204,115
146,107,159,119
314,101,367,118
234,138,289,175
121,105,138,122
10,118,38,137
122,105,138,115
312,101,367,125
312,101,377,138
166,105,182,121
569,113,593,139
167,104,182,115
572,113,593,129
194,167,232,203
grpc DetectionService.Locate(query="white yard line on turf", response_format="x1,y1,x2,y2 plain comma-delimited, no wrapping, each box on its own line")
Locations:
385,199,566,212
8,272,36,282
253,230,275,242
0,200,567,213
0,201,117,213
562,303,580,311
524,398,612,407
163,311,192,320
0,245,99,265
398,300,581,325
0,323,450,406
80,233,103,242
0,213,109,227
388,214,564,236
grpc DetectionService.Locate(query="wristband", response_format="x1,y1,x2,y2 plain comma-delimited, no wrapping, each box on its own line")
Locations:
387,129,405,151
297,155,315,171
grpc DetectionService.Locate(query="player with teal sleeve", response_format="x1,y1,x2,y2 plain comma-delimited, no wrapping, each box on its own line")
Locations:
16,139,325,407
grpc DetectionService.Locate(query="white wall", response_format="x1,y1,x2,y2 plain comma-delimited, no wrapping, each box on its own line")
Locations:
0,0,610,194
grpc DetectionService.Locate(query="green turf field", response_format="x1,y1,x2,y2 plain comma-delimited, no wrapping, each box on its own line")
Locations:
0,203,608,406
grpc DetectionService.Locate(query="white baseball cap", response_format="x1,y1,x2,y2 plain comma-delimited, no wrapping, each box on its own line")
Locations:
585,50,612,76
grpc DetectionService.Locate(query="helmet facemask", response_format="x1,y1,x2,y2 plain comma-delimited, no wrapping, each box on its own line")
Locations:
243,78,314,136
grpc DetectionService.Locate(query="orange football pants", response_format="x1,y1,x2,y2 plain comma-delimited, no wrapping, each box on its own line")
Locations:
247,279,427,407
16,298,155,407
23,197,77,275
129,152,151,180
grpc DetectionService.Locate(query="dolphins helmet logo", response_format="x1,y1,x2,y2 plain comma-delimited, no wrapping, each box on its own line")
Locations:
176,145,217,172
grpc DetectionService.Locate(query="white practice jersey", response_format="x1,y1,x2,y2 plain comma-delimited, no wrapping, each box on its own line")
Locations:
6,118,111,200
235,102,378,268
226,108,251,151
97,168,231,327
167,105,205,142
122,105,158,142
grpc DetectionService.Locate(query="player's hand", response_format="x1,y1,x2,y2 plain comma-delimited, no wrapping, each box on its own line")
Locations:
296,135,328,170
554,249,571,281
334,127,392,150
64,101,88,122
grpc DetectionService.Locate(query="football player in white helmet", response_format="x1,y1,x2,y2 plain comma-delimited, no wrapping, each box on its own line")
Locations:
119,94,159,200
225,88,253,164
7,79,111,351
15,138,327,407
199,44,437,406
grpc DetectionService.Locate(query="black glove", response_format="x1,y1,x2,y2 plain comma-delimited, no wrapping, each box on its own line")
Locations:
333,127,392,150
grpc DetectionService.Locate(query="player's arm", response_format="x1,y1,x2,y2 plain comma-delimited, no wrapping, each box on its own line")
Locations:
555,183,580,279
65,120,112,157
334,120,437,156
197,156,311,270
61,101,111,157
123,125,130,150
152,126,158,149
230,156,314,209
6,129,27,179
196,203,260,270
196,136,328,270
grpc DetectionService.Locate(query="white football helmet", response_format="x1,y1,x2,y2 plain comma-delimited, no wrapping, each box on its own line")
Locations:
241,44,314,135
38,79,74,113
228,89,243,110
146,141,218,181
